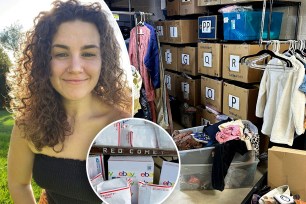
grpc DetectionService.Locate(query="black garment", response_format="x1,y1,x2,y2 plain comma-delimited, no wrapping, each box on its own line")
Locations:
268,133,306,150
134,86,152,120
33,154,101,204
202,118,232,144
211,140,248,191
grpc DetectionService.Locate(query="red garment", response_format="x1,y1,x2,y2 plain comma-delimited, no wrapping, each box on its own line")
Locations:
129,26,155,102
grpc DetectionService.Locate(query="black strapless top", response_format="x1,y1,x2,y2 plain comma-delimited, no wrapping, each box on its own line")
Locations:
33,154,101,204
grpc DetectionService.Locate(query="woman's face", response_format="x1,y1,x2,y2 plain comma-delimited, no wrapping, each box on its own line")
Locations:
50,20,101,101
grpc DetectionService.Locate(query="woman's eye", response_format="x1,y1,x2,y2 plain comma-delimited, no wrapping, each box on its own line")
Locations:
82,53,96,57
54,53,68,58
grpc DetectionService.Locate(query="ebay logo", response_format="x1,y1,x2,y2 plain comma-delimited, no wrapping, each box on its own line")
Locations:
140,172,153,177
118,171,135,177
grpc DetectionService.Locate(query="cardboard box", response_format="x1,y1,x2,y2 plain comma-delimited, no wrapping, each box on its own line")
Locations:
180,0,207,16
168,20,198,44
201,76,223,112
178,46,198,76
108,156,154,204
159,161,180,187
161,44,178,71
177,75,201,107
198,43,222,77
222,44,263,83
155,21,168,43
180,104,197,128
223,81,259,123
166,0,180,16
198,0,220,6
164,71,178,97
196,106,219,126
268,147,306,200
198,15,223,40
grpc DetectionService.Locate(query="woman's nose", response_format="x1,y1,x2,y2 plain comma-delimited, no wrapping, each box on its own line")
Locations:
68,56,83,73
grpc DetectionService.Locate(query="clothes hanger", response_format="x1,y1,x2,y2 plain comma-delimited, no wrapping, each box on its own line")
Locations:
240,42,293,68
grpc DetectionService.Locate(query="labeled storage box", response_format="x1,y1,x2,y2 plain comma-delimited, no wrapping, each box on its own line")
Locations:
168,20,198,44
196,106,220,126
166,0,180,16
198,15,223,40
222,44,263,83
161,44,178,71
198,43,222,77
223,82,259,123
155,21,168,43
180,0,207,16
165,71,178,97
176,75,201,107
159,161,180,187
108,156,154,204
178,46,199,76
201,76,223,112
180,159,259,190
223,11,283,41
198,0,220,6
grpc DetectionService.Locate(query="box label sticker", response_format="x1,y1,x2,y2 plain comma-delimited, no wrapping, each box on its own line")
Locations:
181,82,189,100
165,49,172,64
229,94,240,110
224,17,229,23
230,55,240,72
170,27,178,38
205,87,215,100
156,26,163,36
231,19,235,29
165,75,171,90
204,52,212,67
181,54,190,65
202,20,212,33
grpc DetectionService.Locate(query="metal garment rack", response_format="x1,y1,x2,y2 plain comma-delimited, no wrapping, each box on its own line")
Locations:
259,0,301,44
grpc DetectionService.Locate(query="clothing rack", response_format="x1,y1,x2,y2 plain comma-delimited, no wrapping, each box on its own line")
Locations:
111,11,154,16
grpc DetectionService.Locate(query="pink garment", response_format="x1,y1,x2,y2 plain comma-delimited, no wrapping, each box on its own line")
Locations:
129,26,155,102
216,125,242,144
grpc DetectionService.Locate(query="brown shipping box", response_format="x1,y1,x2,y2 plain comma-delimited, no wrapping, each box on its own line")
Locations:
166,0,180,16
201,76,223,112
161,44,178,72
178,46,199,76
168,20,198,44
155,21,168,43
223,82,259,123
198,0,220,6
223,44,263,83
268,147,306,200
196,106,219,126
164,71,178,97
198,43,222,77
177,75,201,107
180,0,207,16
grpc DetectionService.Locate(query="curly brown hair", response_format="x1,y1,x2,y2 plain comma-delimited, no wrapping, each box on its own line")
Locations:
6,0,132,151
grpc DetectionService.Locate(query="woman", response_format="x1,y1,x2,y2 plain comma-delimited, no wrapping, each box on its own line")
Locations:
7,0,132,203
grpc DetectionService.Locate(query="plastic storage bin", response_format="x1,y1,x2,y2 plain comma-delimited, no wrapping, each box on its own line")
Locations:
223,11,283,41
180,159,259,190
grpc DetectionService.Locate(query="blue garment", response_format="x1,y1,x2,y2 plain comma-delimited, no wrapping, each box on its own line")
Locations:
144,23,160,89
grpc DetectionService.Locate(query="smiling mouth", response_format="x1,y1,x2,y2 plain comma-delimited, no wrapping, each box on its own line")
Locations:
63,79,88,84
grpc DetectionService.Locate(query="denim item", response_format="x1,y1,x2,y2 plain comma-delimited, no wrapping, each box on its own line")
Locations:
298,75,306,94
144,23,161,89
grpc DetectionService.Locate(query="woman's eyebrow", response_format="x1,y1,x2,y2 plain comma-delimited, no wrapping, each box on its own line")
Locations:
52,44,69,50
81,45,100,50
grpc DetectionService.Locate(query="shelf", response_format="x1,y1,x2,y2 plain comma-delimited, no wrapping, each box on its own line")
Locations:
90,145,178,156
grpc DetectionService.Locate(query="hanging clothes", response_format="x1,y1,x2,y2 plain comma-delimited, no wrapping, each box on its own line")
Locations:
129,25,156,122
256,55,306,146
144,22,160,89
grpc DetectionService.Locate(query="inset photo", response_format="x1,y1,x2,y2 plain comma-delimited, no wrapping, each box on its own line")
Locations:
86,118,180,204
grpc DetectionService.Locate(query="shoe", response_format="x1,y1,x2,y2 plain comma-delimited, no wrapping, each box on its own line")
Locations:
258,185,290,204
